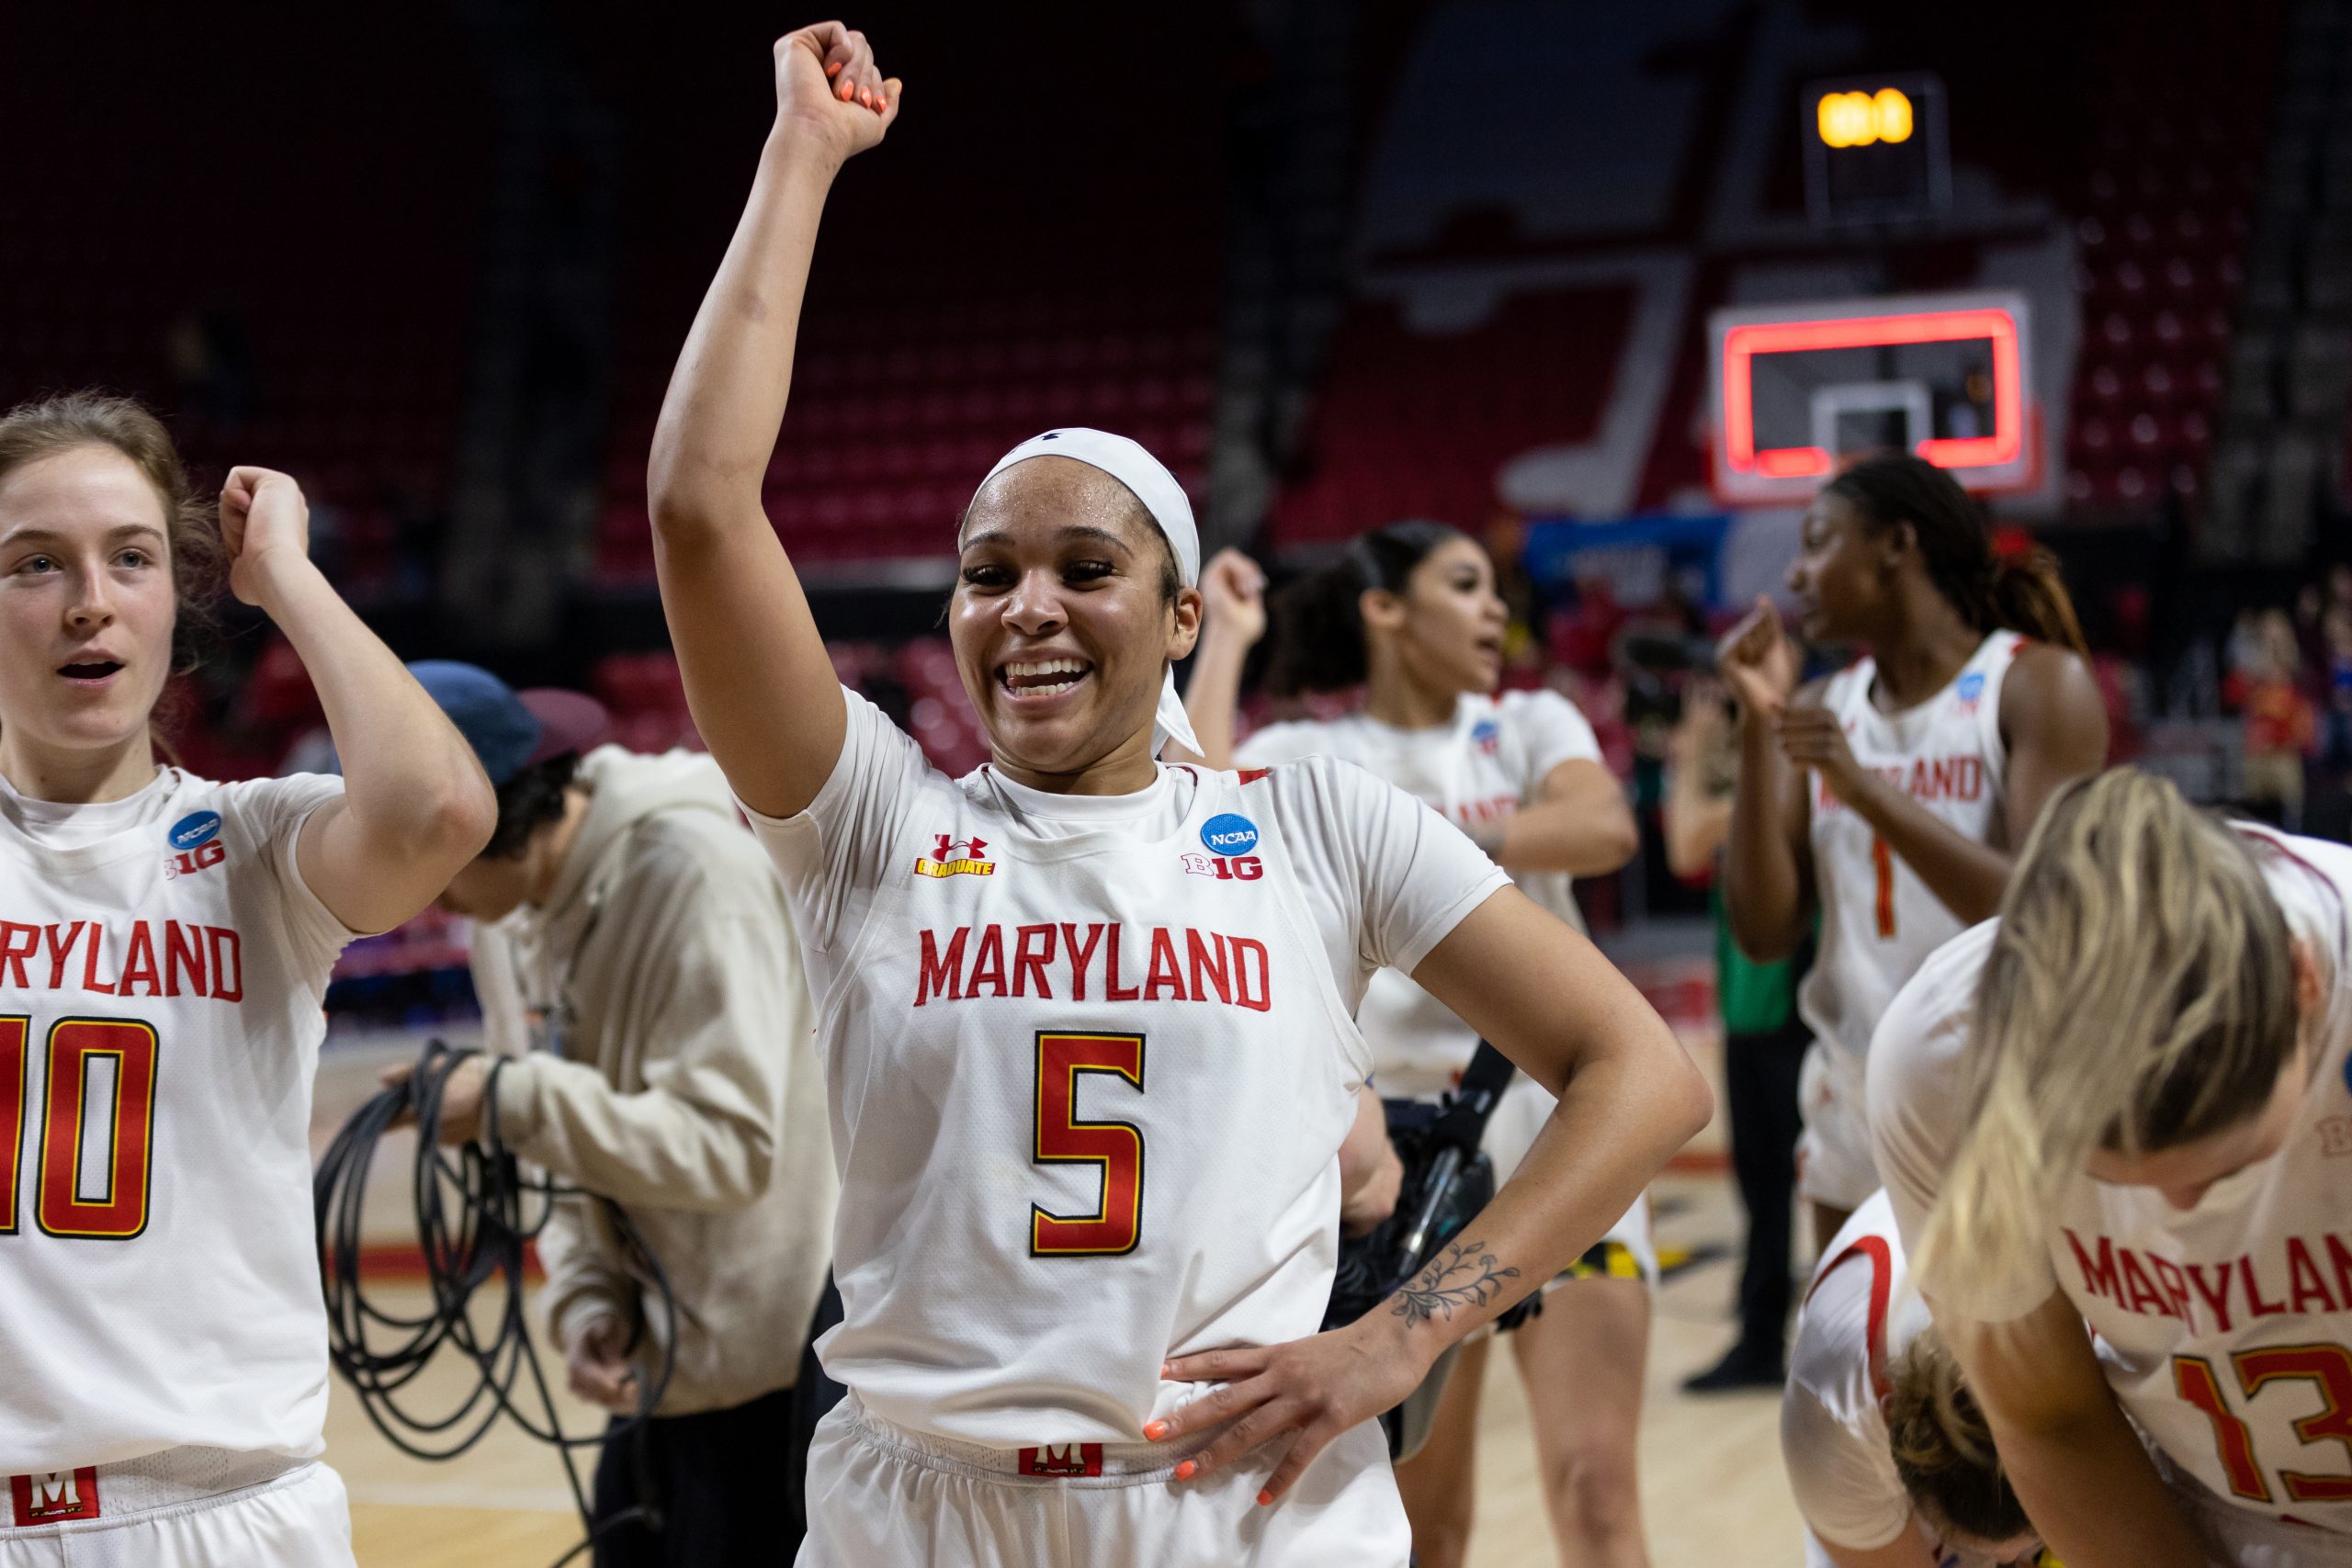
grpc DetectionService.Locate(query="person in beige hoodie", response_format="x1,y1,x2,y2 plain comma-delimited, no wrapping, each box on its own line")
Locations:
390,660,840,1566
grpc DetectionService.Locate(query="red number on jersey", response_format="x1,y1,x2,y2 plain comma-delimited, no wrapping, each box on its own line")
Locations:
1029,1032,1145,1258
0,1018,25,1235
1871,836,1896,940
2177,1344,2352,1505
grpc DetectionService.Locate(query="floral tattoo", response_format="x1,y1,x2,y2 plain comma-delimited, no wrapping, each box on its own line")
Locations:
1389,1237,1521,1329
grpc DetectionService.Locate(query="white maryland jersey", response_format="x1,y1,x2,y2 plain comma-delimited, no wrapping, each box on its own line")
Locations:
1786,1193,2018,1568
747,691,1509,1446
1238,690,1601,1101
1799,631,2021,1075
1872,827,2352,1541
0,767,358,1472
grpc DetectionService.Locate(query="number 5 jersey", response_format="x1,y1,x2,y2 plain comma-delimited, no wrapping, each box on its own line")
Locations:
744,690,1509,1448
0,767,358,1472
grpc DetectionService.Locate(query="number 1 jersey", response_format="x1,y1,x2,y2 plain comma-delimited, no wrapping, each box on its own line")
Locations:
745,691,1509,1447
0,768,357,1472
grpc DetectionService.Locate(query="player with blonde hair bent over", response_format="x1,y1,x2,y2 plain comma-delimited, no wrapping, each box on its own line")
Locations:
1784,1191,2048,1568
1872,769,2352,1567
641,21,1713,1566
0,395,493,1565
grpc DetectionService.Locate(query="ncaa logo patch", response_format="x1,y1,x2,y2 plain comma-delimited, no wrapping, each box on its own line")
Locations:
167,810,222,852
1471,717,1501,755
1954,671,1986,712
1200,813,1259,857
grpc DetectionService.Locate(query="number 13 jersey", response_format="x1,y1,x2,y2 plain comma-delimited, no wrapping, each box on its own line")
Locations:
0,767,359,1473
746,690,1508,1447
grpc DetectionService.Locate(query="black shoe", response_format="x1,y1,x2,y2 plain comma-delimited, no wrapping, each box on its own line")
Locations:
1681,1345,1785,1393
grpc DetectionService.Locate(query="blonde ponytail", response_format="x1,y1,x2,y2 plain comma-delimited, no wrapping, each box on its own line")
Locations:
1914,768,2301,1295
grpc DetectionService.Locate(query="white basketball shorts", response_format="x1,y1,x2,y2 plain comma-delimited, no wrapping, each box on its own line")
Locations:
1796,1040,1880,1212
796,1393,1409,1567
0,1453,352,1568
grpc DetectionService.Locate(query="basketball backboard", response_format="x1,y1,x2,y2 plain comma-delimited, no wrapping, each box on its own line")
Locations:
1708,290,2037,504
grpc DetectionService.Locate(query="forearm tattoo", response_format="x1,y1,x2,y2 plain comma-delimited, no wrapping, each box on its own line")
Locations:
1389,1237,1521,1329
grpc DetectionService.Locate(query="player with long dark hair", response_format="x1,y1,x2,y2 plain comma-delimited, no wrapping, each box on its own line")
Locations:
0,393,492,1564
1184,525,1658,1568
641,23,1712,1565
1717,454,2109,1247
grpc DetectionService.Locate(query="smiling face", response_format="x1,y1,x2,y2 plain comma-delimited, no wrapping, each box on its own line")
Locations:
951,457,1200,784
1786,488,1893,645
0,446,178,766
1364,535,1508,697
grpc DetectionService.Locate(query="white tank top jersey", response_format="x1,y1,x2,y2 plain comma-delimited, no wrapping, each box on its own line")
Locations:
1237,689,1600,1102
0,767,359,1472
1786,1192,2023,1568
1799,630,2022,1075
745,690,1510,1447
1871,826,2352,1540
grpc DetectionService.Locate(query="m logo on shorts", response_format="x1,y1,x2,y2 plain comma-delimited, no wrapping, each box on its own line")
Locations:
1016,1443,1102,1478
11,1468,100,1526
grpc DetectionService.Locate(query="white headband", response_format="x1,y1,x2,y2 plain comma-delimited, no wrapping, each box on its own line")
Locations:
975,428,1203,759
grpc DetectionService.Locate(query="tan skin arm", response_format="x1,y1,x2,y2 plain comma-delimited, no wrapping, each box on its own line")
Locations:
1943,1291,2206,1568
1662,678,1735,878
216,468,494,933
644,25,897,820
1151,887,1711,1501
1484,757,1638,875
1335,1085,1403,1237
1180,547,1264,771
1718,595,1818,962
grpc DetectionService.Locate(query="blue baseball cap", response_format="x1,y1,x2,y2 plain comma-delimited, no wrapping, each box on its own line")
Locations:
405,661,610,786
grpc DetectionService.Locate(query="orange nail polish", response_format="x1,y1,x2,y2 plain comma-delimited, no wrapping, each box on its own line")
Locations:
1143,1421,1169,1440
1257,1490,1274,1506
840,83,854,100
1173,1461,1196,1481
826,60,843,76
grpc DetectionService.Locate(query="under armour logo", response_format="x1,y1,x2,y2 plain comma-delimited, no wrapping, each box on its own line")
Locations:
935,835,987,862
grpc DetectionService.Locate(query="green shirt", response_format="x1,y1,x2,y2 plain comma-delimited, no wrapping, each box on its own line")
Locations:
1713,885,1799,1036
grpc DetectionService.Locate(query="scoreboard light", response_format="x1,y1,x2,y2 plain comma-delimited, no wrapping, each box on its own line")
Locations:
1804,72,1948,224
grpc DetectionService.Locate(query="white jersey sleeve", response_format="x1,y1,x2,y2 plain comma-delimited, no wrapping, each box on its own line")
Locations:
741,687,934,953
1784,1195,1913,1552
1864,920,2055,1321
1500,688,1603,782
217,773,365,971
1261,755,1511,1009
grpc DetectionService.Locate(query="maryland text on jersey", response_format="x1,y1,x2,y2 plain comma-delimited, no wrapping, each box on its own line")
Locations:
1814,754,1988,813
914,921,1272,1010
0,918,247,1000
2065,1227,2352,1332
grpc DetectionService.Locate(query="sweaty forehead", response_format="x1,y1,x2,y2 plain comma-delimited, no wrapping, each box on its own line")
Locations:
959,456,1157,548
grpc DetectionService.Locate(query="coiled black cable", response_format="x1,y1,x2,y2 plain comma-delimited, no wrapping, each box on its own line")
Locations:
315,1039,678,1568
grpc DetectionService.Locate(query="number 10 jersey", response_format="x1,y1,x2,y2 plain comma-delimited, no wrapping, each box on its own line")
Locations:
0,768,357,1473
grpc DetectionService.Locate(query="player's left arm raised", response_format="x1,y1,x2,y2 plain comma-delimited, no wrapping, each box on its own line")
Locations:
1481,757,1638,874
1779,644,2106,926
220,467,495,933
1156,886,1709,1501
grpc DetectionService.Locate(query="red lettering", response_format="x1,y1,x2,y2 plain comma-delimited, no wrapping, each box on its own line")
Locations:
916,928,969,1006
207,927,242,1002
1012,924,1057,998
1059,923,1103,1002
1956,756,1982,800
2067,1230,2124,1304
2288,1238,2340,1314
2149,1257,2191,1323
2188,1262,2238,1335
164,922,207,998
2329,1237,2352,1311
1143,928,1186,1001
2242,1256,2286,1319
1931,759,1955,798
81,924,116,995
1103,925,1140,1002
2120,1250,2170,1315
1230,937,1272,1012
119,922,161,998
1186,931,1231,1005
1233,856,1263,881
967,925,1008,998
0,924,34,987
42,923,83,990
